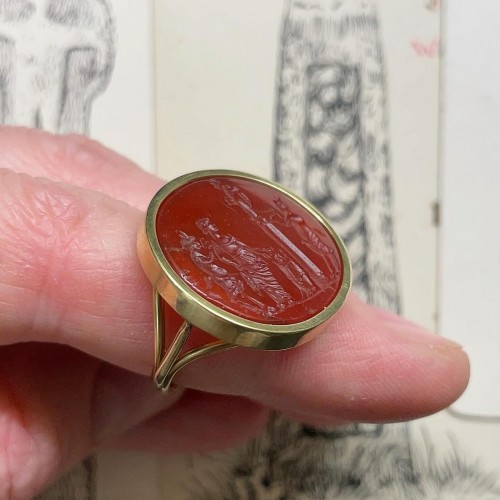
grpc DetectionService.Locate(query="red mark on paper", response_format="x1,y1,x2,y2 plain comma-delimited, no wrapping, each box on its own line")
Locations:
411,38,440,58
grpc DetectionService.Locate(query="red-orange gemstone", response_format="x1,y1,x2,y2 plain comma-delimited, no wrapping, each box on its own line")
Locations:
156,176,343,325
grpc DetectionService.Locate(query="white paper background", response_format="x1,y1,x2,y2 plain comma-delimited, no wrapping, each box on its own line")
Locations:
91,0,156,173
441,0,500,418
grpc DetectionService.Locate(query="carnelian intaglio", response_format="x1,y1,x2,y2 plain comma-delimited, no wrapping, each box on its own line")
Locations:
156,176,343,325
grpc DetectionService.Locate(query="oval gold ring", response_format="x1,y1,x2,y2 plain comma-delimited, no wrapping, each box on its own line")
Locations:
137,170,351,392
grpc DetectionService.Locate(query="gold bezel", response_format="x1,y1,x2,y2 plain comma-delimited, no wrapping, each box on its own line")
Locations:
137,170,351,350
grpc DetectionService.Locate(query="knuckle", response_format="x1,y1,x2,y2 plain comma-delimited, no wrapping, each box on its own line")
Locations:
0,169,145,344
0,170,93,319
48,133,116,174
0,169,90,258
0,129,122,185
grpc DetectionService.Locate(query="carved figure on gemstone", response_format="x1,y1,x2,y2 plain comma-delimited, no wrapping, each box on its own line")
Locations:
209,179,338,289
272,250,316,299
210,178,257,219
176,231,245,300
268,197,341,279
196,217,292,312
175,230,273,317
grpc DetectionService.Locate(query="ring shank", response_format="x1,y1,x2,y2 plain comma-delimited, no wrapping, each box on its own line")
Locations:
152,289,235,392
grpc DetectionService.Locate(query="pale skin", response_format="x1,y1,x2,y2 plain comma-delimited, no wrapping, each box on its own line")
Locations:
0,128,469,499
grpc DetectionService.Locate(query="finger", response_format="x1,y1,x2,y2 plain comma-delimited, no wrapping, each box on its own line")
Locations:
0,344,266,498
0,170,469,423
0,168,152,369
177,295,469,424
0,127,162,210
0,344,180,499
110,391,268,455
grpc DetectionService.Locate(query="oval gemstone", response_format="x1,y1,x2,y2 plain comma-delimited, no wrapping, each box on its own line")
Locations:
156,175,344,325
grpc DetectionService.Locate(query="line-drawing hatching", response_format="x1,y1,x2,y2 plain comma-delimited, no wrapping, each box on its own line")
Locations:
0,0,116,135
274,0,399,312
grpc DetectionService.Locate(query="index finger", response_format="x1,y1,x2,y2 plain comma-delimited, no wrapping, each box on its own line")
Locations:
0,127,163,210
0,168,469,424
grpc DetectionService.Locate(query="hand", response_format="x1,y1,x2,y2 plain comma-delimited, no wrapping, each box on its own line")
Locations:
0,128,469,499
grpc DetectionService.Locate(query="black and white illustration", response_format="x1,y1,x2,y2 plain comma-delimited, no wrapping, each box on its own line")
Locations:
0,0,116,134
274,0,399,312
191,417,500,500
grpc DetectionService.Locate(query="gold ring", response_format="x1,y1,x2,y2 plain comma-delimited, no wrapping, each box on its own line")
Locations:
137,170,351,392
